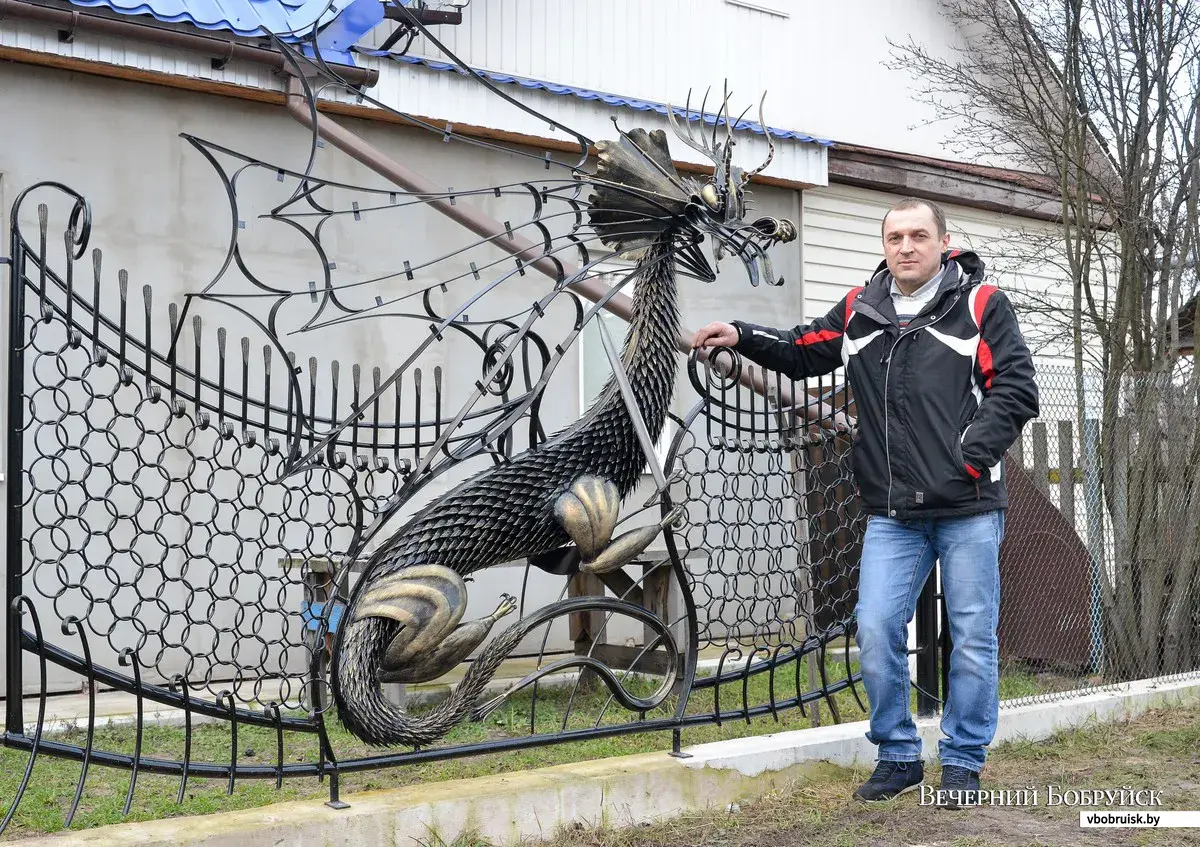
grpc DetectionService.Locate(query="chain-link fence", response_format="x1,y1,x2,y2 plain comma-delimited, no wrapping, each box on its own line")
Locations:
997,361,1200,707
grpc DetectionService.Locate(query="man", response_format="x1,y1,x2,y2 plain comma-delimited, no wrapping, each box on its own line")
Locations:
692,198,1038,807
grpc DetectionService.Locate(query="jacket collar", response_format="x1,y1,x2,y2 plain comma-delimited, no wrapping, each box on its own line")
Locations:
853,249,986,327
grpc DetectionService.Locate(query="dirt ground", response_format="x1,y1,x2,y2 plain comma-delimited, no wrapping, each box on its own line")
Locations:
539,704,1200,847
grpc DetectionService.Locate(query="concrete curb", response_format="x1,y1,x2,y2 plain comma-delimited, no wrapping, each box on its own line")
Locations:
680,674,1200,774
14,675,1198,846
12,755,846,847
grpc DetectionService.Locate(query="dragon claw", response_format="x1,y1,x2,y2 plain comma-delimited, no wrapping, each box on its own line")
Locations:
492,594,518,619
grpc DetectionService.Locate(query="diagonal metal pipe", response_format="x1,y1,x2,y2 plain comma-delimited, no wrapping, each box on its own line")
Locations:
283,80,843,422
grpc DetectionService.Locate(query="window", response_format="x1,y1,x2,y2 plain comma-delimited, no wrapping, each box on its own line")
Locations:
578,265,676,473
724,0,790,17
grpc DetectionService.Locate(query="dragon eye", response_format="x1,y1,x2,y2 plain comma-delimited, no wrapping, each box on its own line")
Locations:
700,183,721,211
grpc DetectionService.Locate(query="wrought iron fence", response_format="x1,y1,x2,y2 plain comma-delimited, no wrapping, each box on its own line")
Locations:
1,184,865,832
990,362,1200,707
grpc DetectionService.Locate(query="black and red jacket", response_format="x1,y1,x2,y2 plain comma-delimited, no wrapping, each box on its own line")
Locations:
731,249,1039,519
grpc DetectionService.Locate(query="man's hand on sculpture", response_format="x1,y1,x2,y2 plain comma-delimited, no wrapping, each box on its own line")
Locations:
691,321,740,349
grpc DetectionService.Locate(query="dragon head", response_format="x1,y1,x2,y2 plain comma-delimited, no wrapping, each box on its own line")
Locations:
583,87,797,286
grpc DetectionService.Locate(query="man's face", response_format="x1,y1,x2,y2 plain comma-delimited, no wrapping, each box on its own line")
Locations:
882,206,951,288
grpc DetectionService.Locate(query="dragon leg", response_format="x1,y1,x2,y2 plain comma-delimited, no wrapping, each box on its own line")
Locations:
350,564,517,684
554,475,681,575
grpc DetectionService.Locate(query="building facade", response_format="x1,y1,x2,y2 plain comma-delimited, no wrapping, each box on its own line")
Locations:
0,0,1071,695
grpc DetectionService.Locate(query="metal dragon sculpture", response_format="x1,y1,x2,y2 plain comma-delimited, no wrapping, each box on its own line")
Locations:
333,102,797,746
1,9,878,833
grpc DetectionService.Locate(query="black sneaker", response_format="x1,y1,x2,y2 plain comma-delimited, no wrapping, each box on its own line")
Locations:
852,759,924,802
936,764,981,809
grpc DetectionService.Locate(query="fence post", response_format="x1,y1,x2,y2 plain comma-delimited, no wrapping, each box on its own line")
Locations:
5,225,26,733
1082,417,1106,675
1057,420,1076,526
1031,422,1050,497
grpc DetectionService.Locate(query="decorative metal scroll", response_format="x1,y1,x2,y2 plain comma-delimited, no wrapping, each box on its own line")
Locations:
1,14,865,831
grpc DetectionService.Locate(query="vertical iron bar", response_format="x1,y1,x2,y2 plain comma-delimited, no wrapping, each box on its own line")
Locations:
413,368,422,468
747,365,758,444
308,357,318,456
330,360,340,462
5,218,28,734
91,249,101,349
192,315,203,419
118,271,129,372
62,231,74,331
286,353,297,459
351,363,361,460
371,367,382,462
168,303,179,400
433,365,442,449
392,372,403,467
240,338,250,439
217,327,227,432
143,286,153,388
915,571,939,717
938,564,951,711
262,346,273,444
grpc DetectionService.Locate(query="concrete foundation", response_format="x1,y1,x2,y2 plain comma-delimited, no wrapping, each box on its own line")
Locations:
12,675,1200,846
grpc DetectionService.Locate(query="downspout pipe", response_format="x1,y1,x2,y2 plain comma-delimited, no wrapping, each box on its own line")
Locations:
0,0,379,87
283,80,837,422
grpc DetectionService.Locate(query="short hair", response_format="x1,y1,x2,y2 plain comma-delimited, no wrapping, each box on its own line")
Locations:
882,198,947,237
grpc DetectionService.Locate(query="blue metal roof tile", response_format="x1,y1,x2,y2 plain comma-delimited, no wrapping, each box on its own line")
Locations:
357,52,836,147
65,0,354,39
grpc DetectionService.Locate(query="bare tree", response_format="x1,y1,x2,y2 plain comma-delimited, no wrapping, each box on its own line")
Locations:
892,0,1200,680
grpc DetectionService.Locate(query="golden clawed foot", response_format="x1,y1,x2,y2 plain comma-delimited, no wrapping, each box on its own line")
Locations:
492,593,518,620
554,476,620,562
579,506,684,575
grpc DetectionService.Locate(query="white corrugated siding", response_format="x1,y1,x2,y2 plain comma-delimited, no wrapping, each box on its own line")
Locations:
0,18,282,91
385,0,783,126
367,56,827,186
802,184,1074,368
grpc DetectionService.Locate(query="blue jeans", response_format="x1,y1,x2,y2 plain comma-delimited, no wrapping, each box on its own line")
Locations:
854,511,1005,772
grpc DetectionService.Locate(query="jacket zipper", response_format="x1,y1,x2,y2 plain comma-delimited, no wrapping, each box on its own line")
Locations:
883,292,962,517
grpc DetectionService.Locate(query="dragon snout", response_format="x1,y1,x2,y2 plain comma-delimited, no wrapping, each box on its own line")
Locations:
751,216,797,244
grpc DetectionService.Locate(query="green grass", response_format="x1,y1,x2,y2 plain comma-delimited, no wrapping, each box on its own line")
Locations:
0,655,1068,840
531,704,1200,847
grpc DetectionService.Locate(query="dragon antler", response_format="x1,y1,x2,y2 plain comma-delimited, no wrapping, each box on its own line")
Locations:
666,82,737,178
740,93,775,186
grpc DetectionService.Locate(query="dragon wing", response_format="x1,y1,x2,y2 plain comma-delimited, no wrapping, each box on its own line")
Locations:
176,23,704,554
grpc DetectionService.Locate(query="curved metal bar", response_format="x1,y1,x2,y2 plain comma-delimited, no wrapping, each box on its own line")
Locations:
815,640,841,723
712,647,742,727
268,703,284,791
476,596,681,722
844,629,867,713
60,616,95,828
28,639,317,732
741,647,771,724
794,641,809,720
768,642,796,722
117,648,144,817
170,675,193,805
10,182,91,260
0,597,49,839
218,690,238,795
